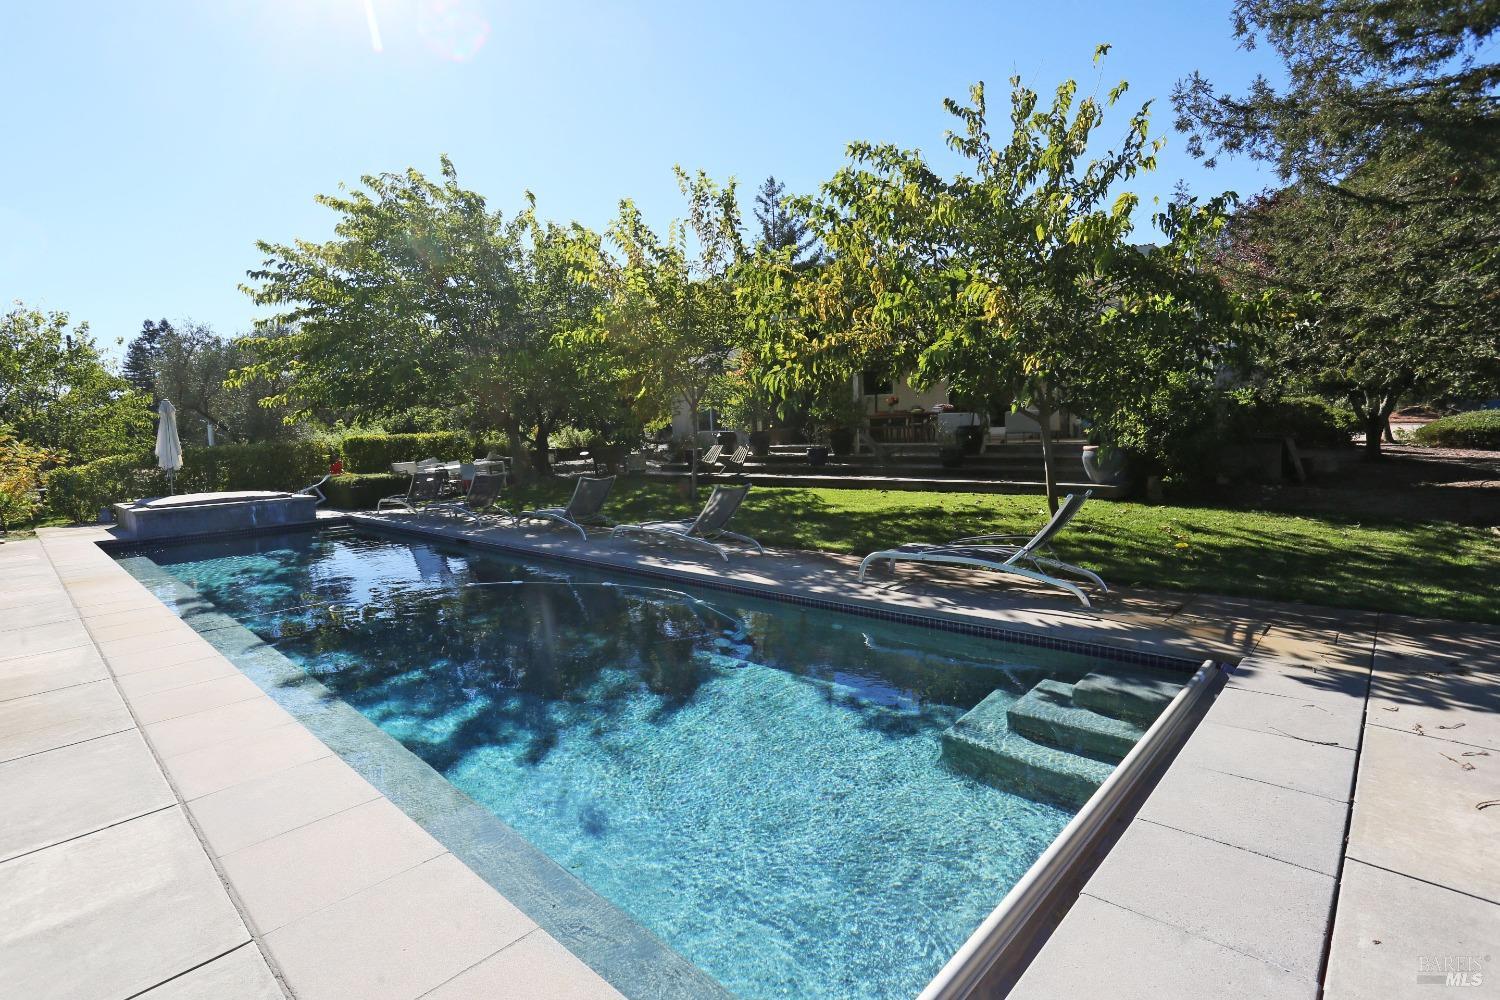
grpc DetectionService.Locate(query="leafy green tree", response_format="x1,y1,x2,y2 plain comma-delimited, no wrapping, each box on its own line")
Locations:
122,318,171,397
1221,161,1500,455
749,60,1257,510
151,323,297,444
0,305,153,463
238,159,612,475
1176,1,1500,453
587,167,747,494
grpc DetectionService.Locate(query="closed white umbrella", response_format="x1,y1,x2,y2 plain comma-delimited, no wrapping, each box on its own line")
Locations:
155,398,183,495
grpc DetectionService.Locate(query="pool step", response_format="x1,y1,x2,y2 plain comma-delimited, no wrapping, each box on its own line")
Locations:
940,690,1115,808
1006,679,1145,761
1072,667,1181,726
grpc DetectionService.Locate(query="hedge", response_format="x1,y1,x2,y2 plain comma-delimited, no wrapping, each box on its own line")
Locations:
45,440,329,524
322,473,407,510
341,432,477,473
1412,410,1500,450
1248,395,1359,449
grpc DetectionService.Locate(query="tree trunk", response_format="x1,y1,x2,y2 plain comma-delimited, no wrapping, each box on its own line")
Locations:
502,415,532,482
686,402,700,501
532,422,552,476
1362,409,1385,459
1035,390,1059,515
1361,395,1400,460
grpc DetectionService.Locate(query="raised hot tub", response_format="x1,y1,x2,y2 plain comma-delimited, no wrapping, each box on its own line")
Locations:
112,491,318,540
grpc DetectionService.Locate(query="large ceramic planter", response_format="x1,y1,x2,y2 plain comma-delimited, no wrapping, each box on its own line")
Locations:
748,431,772,458
807,446,830,468
956,426,985,455
829,428,855,456
1081,445,1129,485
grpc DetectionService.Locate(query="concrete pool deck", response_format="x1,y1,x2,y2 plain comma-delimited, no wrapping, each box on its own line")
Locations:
3,515,1496,999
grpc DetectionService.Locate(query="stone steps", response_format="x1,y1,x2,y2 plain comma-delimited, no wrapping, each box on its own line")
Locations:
941,690,1117,808
1073,667,1182,726
1007,679,1145,761
940,667,1185,807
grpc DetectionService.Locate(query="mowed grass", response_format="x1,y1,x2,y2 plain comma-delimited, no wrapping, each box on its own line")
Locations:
508,478,1500,624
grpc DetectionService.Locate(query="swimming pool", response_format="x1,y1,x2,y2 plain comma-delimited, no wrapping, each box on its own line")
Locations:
118,526,1152,999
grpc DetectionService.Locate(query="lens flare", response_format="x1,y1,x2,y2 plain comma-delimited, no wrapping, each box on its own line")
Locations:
418,0,490,62
362,0,384,53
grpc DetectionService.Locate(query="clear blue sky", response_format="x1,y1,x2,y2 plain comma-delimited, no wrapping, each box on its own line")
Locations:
1,1,1281,357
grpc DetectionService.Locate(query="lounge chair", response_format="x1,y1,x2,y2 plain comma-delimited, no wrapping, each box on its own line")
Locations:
514,475,614,540
857,491,1107,606
377,469,448,511
427,472,510,520
696,444,724,472
713,444,750,473
612,483,764,561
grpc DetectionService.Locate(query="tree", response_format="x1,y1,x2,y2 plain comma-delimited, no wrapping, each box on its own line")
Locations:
1175,1,1500,454
753,176,819,267
1220,157,1500,455
237,159,613,475
122,318,172,396
750,60,1257,510
151,323,298,444
1173,0,1499,195
0,305,153,463
588,167,747,495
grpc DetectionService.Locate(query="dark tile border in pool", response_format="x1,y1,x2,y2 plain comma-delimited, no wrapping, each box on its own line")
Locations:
112,552,732,1000
101,514,1206,675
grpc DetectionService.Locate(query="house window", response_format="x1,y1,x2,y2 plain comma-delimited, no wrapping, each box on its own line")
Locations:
861,371,893,396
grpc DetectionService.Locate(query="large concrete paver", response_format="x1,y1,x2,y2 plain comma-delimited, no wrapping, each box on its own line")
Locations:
138,943,285,1000
1200,684,1362,750
159,720,333,800
1366,650,1500,752
0,808,251,1000
262,853,537,1000
423,930,627,1000
0,677,134,762
1345,724,1500,903
0,643,110,701
1136,758,1349,876
0,619,92,663
221,797,447,934
0,729,175,862
187,753,383,856
1007,894,1317,1000
1325,859,1499,999
1082,820,1335,979
1171,719,1356,802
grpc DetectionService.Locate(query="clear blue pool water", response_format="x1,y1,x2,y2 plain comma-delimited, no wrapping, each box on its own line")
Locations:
124,527,1108,999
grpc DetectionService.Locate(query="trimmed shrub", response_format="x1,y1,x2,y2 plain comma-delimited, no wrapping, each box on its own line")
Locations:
341,432,476,473
1250,395,1359,449
45,440,329,523
322,473,407,510
1412,410,1500,449
45,453,158,523
171,440,329,494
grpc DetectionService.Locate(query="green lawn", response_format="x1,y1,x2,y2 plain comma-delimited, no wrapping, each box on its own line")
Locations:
509,479,1500,624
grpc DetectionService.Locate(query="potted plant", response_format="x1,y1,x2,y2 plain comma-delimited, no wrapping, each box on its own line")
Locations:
937,427,965,469
807,443,830,467
748,429,773,457
956,424,986,455
1081,432,1129,485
